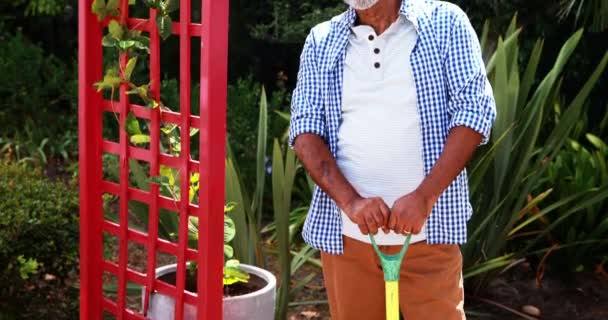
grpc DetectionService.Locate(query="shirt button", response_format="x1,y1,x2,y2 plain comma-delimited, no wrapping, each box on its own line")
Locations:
368,35,375,41
374,48,380,54
374,62,381,68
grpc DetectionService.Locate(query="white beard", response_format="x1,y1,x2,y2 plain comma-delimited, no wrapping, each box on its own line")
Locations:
343,0,380,10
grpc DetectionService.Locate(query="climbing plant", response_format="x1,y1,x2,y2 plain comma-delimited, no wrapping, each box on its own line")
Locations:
91,0,249,287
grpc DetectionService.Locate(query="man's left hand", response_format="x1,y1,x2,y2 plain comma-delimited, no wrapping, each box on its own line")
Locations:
388,190,435,235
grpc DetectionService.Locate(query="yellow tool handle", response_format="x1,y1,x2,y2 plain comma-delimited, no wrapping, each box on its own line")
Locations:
385,281,400,320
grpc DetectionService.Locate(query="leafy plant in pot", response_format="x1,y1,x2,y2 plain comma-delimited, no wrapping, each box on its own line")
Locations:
108,113,277,319
103,92,278,319
112,96,277,319
141,201,277,320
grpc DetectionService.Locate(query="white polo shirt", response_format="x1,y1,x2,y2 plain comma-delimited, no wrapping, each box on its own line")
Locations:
337,15,427,245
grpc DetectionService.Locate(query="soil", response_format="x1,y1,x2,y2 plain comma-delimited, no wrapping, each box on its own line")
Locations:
466,262,608,320
157,270,266,298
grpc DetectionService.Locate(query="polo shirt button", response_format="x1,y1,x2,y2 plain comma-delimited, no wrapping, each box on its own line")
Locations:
368,35,375,41
374,48,380,54
374,62,380,68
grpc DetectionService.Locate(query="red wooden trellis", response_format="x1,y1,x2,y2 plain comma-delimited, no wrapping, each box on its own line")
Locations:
78,0,229,319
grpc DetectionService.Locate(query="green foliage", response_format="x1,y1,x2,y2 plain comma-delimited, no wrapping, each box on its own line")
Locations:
528,135,608,272
226,76,265,186
91,0,119,20
0,161,79,318
463,15,608,283
225,87,269,267
271,139,297,319
0,29,77,163
16,255,39,280
559,0,608,32
187,206,250,286
9,0,69,16
251,1,345,44
227,76,290,189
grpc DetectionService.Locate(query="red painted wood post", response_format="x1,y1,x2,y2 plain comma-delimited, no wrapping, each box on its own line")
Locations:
174,0,194,317
78,0,104,318
198,0,230,319
142,4,162,316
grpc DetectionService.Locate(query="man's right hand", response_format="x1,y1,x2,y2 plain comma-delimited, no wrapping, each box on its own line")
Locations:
343,196,391,235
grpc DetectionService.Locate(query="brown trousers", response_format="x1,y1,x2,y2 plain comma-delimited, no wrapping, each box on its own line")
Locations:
321,236,465,320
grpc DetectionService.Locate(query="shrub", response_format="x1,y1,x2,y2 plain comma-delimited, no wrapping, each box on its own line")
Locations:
0,161,79,319
0,28,78,163
463,16,608,285
529,135,608,273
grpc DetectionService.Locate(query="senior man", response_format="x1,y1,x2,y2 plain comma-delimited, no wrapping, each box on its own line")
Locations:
289,0,496,319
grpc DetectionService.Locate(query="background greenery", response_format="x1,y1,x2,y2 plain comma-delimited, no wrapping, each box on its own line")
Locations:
0,0,607,319
0,161,80,318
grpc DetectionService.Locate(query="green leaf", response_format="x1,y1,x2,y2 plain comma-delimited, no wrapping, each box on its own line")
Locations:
225,259,240,269
224,244,234,259
190,173,200,184
17,255,39,280
106,0,120,11
129,159,150,191
225,158,250,263
160,165,176,186
130,134,150,145
480,20,489,53
149,175,169,185
124,56,137,82
224,202,236,213
587,133,608,151
133,40,150,53
125,112,142,136
157,14,173,40
189,186,196,203
274,110,291,122
128,0,136,4
463,254,514,279
146,100,159,109
94,67,121,91
108,20,123,39
161,0,179,13
253,87,268,228
485,29,522,74
92,0,106,20
143,0,159,9
223,266,250,285
118,40,137,51
161,124,177,135
102,34,118,47
134,84,149,97
224,214,236,243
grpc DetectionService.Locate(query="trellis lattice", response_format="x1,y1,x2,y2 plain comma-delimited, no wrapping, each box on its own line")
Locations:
78,0,229,319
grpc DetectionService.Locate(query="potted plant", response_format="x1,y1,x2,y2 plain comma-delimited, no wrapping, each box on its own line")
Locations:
102,87,277,319
143,204,276,320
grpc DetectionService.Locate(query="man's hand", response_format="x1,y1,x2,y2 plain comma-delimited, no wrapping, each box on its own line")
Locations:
344,196,390,235
388,190,435,235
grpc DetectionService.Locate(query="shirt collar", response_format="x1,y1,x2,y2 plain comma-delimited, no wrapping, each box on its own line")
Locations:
339,0,418,31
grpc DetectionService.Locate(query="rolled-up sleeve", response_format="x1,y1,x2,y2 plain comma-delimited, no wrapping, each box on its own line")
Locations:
288,31,327,148
445,11,496,145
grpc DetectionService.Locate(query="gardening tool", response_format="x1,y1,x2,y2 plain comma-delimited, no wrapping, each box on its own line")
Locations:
369,233,412,320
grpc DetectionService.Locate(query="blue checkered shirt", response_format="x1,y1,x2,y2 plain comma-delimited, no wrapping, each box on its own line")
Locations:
288,0,496,254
